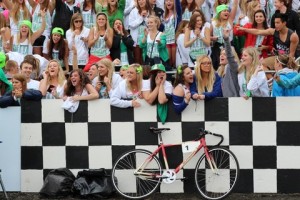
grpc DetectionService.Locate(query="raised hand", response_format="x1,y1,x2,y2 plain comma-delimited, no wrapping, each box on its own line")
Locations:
223,28,231,39
40,9,47,18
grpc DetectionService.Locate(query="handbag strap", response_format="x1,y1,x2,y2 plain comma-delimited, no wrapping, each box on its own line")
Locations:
149,31,160,59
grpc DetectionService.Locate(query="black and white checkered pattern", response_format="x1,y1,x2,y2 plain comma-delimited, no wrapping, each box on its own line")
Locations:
20,98,300,193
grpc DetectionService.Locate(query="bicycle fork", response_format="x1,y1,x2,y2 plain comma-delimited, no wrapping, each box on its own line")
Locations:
205,149,219,175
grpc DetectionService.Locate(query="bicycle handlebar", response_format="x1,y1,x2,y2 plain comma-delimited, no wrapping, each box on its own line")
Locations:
199,128,224,146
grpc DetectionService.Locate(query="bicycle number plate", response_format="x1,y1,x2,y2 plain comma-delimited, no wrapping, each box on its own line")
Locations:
182,141,199,153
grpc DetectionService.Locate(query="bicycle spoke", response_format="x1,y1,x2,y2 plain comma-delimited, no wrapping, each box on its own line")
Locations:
195,147,239,200
112,149,162,199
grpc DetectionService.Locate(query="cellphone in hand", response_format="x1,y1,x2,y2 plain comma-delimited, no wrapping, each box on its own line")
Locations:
99,81,106,86
47,85,55,93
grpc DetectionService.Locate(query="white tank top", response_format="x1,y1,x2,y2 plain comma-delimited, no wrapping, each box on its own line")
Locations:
12,36,33,55
32,4,52,37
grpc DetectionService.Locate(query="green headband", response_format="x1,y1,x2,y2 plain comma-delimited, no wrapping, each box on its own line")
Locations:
19,20,32,31
177,65,182,74
52,27,64,36
216,5,229,19
121,65,129,70
136,66,143,74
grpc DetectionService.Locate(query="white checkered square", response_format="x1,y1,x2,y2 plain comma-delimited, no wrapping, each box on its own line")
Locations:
21,170,44,192
65,123,88,146
111,122,135,145
134,100,157,122
21,123,42,146
276,97,300,121
43,146,66,169
277,146,300,169
229,98,252,121
205,122,229,145
181,100,204,122
253,122,277,146
230,146,253,169
88,100,111,122
89,146,112,169
42,99,64,122
159,122,183,144
254,169,277,193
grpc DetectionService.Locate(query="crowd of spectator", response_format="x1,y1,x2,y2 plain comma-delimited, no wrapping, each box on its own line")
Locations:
1,0,300,115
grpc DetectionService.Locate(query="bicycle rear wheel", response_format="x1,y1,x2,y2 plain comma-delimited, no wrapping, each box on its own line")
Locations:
195,147,239,200
112,149,162,199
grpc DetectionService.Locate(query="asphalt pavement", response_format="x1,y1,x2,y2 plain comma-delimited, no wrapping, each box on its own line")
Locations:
3,193,300,200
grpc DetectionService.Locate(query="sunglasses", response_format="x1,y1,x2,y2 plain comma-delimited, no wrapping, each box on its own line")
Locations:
74,20,83,23
201,62,212,65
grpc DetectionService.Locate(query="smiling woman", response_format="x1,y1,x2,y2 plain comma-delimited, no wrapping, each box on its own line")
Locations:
190,55,223,100
110,64,144,108
172,65,194,113
39,60,66,99
0,74,42,108
43,27,69,73
63,69,99,101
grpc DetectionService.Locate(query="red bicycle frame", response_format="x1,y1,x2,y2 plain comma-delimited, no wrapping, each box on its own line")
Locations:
137,133,213,178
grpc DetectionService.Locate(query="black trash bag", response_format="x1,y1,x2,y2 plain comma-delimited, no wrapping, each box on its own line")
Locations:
72,168,116,198
40,168,75,198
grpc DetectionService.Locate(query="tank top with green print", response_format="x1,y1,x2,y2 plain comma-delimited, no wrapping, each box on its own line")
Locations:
146,32,161,58
90,28,110,57
189,30,207,60
164,15,175,44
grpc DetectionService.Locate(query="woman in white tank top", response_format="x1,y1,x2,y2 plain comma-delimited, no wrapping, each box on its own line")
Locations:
86,12,113,72
11,11,46,56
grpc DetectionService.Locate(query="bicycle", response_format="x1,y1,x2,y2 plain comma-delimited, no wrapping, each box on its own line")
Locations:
111,127,240,200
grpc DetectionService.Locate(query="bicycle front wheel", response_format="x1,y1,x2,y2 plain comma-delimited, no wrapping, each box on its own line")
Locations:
195,147,239,200
112,149,162,199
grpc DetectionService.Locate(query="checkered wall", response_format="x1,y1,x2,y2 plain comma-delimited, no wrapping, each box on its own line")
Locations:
20,98,300,193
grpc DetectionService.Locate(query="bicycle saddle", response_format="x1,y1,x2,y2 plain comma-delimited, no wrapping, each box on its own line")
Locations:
149,127,170,134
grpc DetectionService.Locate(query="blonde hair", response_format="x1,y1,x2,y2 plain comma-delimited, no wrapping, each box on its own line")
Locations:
195,55,215,93
147,15,161,29
247,1,259,23
126,64,143,92
98,58,114,83
276,54,298,70
46,60,66,86
238,47,260,83
17,23,32,44
70,13,84,32
10,0,31,24
239,0,248,16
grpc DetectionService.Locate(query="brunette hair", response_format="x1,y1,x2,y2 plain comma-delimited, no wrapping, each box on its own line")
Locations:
65,69,90,96
181,0,197,13
12,73,27,93
137,0,152,15
252,10,268,29
173,65,190,87
70,13,84,32
48,32,67,61
175,20,189,40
